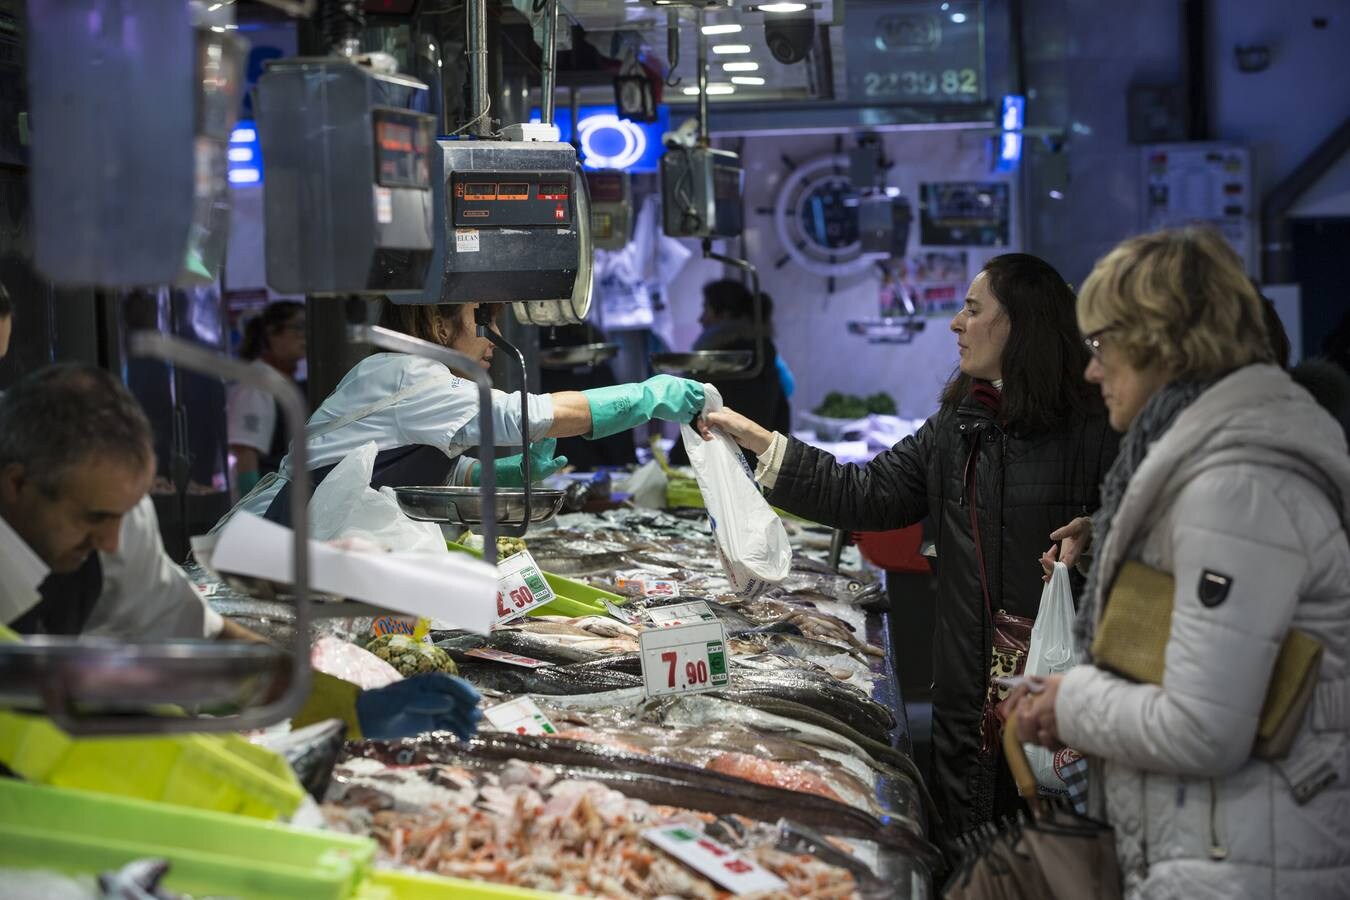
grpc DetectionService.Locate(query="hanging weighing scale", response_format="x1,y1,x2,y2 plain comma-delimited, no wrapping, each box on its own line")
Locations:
653,7,764,381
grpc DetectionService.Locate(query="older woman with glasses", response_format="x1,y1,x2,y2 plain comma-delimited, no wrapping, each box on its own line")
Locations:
1007,227,1350,898
701,253,1119,841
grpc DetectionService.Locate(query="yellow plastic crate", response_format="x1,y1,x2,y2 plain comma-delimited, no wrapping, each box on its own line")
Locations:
0,709,304,819
0,779,372,900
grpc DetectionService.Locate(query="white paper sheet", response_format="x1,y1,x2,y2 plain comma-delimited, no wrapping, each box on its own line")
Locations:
209,512,498,633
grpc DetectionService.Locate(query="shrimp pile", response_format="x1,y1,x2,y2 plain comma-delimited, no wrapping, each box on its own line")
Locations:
322,757,859,898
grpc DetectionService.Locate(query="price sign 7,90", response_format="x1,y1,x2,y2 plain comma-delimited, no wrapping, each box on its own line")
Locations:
638,620,729,698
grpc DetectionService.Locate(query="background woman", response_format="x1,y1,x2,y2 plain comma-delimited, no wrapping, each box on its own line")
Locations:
227,301,307,494
702,253,1118,838
1010,227,1350,897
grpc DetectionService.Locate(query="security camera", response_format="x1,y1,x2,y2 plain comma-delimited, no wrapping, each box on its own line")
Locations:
764,15,816,65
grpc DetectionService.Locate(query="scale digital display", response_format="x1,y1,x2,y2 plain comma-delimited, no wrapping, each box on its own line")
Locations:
373,111,432,189
451,170,573,227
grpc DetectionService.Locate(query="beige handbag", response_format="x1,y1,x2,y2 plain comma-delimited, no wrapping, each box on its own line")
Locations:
1090,560,1323,759
942,713,1122,900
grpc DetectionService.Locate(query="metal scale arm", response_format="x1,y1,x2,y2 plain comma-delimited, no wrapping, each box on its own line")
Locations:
475,305,533,538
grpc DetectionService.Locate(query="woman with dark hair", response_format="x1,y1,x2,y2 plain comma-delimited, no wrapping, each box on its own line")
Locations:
227,301,307,493
228,300,704,526
700,253,1119,837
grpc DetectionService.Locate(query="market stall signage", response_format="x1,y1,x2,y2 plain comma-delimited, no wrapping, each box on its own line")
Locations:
494,550,557,625
642,825,787,895
466,647,551,668
639,620,729,698
483,696,558,736
646,600,718,628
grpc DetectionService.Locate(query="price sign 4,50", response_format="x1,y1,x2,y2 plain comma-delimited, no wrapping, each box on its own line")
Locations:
493,550,557,625
639,620,729,698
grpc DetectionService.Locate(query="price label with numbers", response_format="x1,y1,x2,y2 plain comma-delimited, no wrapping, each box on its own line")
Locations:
483,696,557,736
638,620,729,698
642,825,786,895
494,550,557,625
465,647,550,668
646,600,718,628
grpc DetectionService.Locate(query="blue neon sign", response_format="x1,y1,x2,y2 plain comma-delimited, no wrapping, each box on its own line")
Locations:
228,119,263,186
995,94,1024,172
528,105,669,174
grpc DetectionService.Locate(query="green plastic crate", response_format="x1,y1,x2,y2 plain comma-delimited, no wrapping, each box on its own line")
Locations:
445,541,626,618
0,779,373,900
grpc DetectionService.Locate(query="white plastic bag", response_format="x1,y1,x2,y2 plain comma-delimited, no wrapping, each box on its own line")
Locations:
1024,561,1084,795
623,458,668,509
679,385,792,596
308,441,445,552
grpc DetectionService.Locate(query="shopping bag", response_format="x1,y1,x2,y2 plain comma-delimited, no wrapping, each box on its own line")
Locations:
679,385,791,596
942,713,1121,900
308,442,445,552
1022,561,1083,795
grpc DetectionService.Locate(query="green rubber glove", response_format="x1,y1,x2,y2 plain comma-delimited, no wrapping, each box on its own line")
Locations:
471,438,569,487
238,469,261,495
583,376,705,440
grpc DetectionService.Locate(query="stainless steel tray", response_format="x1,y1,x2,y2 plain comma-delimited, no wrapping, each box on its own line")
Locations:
539,342,619,369
0,637,285,713
393,486,566,526
650,350,753,376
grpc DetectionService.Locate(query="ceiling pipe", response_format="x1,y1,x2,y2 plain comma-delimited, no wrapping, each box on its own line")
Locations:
1261,116,1350,284
540,0,560,125
467,0,491,135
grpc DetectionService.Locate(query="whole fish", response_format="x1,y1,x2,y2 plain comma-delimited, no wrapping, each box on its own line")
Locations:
257,718,346,802
453,660,641,695
717,670,896,745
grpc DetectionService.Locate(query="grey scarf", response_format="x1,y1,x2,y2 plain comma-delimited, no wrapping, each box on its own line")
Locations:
1075,378,1215,656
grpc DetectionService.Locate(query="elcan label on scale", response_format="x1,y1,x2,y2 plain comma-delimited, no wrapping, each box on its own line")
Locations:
494,550,556,625
639,620,729,698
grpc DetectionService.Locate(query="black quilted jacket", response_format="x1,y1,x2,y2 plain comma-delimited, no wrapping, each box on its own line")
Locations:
767,396,1118,836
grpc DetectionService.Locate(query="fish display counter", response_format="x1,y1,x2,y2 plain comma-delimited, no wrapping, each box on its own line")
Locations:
186,506,936,899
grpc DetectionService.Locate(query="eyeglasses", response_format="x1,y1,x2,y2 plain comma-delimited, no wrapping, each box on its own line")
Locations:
1082,324,1118,360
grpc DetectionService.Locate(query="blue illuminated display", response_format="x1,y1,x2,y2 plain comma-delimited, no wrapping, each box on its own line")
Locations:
228,119,263,186
995,94,1024,172
528,105,669,174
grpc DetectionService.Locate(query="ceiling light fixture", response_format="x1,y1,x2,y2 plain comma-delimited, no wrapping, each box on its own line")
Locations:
950,11,968,23
701,23,743,34
721,61,760,71
682,84,737,95
730,76,765,85
759,2,808,11
712,43,752,54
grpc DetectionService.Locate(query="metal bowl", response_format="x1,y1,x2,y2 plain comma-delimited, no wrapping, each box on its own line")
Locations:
393,486,566,526
0,637,285,713
539,342,620,370
649,350,754,377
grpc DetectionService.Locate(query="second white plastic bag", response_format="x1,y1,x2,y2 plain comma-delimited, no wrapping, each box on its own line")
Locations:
307,441,446,553
1023,560,1084,795
679,385,792,596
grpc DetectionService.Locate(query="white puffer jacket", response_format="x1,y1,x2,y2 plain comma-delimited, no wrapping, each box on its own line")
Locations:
1056,365,1350,900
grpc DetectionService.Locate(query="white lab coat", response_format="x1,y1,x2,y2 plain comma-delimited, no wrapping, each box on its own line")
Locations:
239,353,555,518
